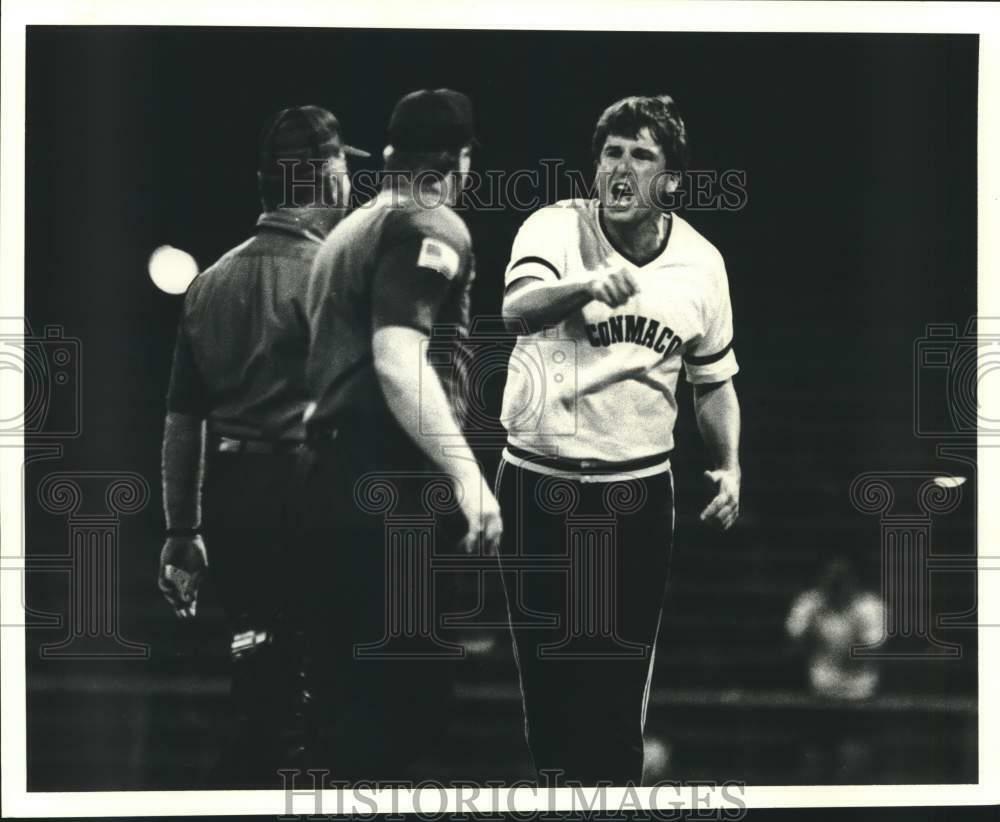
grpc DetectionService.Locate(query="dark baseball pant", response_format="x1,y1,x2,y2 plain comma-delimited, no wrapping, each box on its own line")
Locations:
495,457,675,786
201,445,308,787
293,424,461,781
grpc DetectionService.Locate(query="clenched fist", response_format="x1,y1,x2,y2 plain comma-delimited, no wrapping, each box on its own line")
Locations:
587,268,640,308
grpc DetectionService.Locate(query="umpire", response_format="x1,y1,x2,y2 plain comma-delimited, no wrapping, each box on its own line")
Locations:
158,105,368,786
297,89,502,780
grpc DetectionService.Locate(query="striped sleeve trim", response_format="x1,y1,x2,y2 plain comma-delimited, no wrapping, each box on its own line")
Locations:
509,255,561,280
683,340,733,366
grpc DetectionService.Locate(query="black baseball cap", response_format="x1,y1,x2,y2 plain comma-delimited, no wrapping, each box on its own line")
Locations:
387,89,477,153
258,105,370,174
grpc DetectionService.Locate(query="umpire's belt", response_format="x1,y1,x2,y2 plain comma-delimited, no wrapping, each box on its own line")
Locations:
505,444,671,474
213,436,304,455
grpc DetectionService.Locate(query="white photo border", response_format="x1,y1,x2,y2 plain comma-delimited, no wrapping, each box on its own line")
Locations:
1,0,998,815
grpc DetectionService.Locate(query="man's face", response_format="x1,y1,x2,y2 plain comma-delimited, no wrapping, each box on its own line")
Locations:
596,126,672,225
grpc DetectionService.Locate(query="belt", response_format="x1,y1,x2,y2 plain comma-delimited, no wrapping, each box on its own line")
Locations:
505,444,672,474
213,436,304,455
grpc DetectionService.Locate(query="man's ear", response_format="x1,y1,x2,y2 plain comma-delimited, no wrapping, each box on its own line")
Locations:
256,170,267,210
654,170,683,210
662,170,682,194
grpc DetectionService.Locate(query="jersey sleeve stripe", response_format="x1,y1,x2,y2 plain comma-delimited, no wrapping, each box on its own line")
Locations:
683,340,733,366
510,255,561,280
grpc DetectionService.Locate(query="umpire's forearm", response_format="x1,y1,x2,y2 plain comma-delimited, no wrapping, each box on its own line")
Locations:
162,411,206,530
373,326,481,485
692,379,741,471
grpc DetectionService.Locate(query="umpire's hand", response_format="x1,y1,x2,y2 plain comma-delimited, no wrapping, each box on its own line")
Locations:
158,535,208,618
699,467,741,531
456,470,503,555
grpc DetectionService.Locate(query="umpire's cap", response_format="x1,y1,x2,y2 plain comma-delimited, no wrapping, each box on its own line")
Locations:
258,105,370,176
387,89,477,153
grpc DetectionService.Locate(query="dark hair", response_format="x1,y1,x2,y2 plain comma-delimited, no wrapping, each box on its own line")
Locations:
591,95,689,171
258,158,341,211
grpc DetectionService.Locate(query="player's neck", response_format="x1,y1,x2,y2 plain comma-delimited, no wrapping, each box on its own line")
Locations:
383,173,456,207
600,210,671,267
268,206,344,238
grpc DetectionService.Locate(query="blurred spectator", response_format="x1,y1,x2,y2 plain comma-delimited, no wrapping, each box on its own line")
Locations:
786,556,886,783
786,557,885,700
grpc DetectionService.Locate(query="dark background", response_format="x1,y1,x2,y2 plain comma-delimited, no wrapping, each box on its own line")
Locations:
21,27,979,790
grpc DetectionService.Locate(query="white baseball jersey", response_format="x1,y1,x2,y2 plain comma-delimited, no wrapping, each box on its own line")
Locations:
500,198,738,464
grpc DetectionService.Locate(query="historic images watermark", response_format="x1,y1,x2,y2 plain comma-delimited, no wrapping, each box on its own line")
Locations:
0,317,81,441
843,316,1000,660
849,471,967,659
349,312,668,661
421,319,579,439
321,306,654,670
348,467,655,661
0,317,149,657
278,770,748,819
274,159,750,214
913,317,1000,440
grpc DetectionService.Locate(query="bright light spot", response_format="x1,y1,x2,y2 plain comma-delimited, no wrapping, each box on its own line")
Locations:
149,245,198,294
933,476,967,488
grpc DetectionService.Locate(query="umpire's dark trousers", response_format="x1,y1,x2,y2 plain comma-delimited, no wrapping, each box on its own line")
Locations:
201,441,305,787
294,420,460,781
496,455,674,786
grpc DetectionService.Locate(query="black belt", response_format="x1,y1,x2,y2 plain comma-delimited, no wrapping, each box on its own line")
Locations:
212,436,304,455
505,444,671,474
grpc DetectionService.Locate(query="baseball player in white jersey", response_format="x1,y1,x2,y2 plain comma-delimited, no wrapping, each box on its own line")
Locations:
495,94,741,785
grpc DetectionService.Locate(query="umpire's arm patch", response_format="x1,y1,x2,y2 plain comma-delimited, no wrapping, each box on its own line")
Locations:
417,237,460,280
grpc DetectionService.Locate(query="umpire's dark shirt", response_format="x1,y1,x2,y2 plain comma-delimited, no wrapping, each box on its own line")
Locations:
167,209,334,440
304,183,474,438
